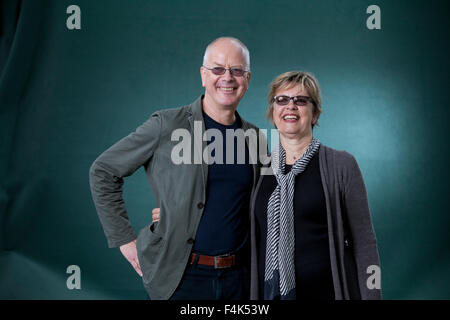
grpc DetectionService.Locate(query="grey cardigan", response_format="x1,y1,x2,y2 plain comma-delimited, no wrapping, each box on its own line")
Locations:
250,145,382,300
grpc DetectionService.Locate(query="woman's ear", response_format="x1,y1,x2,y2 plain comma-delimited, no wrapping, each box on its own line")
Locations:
312,112,319,126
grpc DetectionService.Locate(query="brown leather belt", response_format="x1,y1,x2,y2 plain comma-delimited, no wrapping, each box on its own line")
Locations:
190,252,238,269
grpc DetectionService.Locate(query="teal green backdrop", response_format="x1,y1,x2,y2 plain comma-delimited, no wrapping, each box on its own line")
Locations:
1,0,449,299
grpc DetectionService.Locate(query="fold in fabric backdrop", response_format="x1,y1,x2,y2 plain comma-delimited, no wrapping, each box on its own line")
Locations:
0,0,449,299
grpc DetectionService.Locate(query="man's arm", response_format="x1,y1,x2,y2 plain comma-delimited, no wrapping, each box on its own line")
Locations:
89,113,162,268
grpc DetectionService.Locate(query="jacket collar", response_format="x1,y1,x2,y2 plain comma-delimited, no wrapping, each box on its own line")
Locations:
188,95,205,124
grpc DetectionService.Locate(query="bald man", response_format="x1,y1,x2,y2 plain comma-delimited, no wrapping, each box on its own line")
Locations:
89,37,264,300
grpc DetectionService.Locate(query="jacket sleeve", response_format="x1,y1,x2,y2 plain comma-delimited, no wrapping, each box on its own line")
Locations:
343,155,382,299
89,113,162,248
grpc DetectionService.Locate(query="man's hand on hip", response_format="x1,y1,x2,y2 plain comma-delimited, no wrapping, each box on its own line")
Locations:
120,240,143,277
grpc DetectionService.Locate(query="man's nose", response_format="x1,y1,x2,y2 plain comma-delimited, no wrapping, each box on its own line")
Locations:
222,69,234,80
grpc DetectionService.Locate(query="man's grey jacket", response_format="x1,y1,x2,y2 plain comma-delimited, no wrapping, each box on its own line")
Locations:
89,96,263,299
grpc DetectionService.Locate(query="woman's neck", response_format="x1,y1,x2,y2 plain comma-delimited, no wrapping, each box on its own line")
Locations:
280,134,313,165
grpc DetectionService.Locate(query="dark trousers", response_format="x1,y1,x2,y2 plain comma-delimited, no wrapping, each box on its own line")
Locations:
169,257,250,300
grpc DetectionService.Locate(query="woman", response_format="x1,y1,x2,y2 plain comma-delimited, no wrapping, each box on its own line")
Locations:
250,71,381,300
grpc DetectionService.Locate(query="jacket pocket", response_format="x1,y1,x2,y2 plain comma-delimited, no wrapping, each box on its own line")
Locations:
136,222,165,284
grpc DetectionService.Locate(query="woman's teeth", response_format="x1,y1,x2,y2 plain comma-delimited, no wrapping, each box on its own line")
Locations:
283,115,299,120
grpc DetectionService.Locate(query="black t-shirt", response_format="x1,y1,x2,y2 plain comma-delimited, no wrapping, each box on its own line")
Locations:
255,153,335,299
192,111,254,255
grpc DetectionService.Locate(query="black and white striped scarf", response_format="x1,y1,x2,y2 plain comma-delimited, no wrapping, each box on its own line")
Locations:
264,138,321,300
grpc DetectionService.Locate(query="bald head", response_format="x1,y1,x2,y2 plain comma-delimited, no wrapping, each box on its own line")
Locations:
203,37,250,71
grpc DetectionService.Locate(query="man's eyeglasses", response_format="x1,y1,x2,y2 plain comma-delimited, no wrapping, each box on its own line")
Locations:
203,66,249,77
272,95,313,107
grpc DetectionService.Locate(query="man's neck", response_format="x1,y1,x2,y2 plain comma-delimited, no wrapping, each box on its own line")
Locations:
202,96,237,125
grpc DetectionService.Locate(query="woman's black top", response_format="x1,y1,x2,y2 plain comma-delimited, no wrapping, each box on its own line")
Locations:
255,153,335,300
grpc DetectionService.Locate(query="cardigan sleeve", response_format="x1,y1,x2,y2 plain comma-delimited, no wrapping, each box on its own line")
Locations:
343,155,382,300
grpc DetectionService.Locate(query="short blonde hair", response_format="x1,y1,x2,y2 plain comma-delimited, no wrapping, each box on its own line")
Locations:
266,71,322,128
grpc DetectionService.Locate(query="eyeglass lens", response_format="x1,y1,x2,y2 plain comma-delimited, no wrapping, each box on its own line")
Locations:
210,67,245,77
274,95,310,106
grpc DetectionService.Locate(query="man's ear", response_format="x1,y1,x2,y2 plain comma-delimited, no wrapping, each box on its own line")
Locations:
246,71,251,86
200,66,206,87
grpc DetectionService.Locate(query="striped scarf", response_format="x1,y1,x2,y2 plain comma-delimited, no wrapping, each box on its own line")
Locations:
264,138,321,300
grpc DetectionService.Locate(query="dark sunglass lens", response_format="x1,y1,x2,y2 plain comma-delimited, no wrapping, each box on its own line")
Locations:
212,67,226,75
294,97,309,106
231,69,244,76
276,96,290,105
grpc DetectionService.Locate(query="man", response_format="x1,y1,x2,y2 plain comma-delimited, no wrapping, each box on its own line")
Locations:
89,37,264,299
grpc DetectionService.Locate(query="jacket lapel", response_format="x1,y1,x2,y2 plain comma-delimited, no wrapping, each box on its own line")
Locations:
187,95,208,187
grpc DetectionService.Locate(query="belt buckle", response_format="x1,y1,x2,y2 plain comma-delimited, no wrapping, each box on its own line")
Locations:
214,253,231,269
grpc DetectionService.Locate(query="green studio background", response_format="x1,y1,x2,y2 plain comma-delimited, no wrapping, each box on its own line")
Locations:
0,0,449,299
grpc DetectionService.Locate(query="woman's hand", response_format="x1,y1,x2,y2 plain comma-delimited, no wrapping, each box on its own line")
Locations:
152,208,160,222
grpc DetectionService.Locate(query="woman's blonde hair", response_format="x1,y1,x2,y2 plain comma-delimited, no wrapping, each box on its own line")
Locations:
267,71,322,128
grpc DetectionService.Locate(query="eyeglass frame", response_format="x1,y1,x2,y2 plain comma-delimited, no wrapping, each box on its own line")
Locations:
202,65,250,77
272,95,315,107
